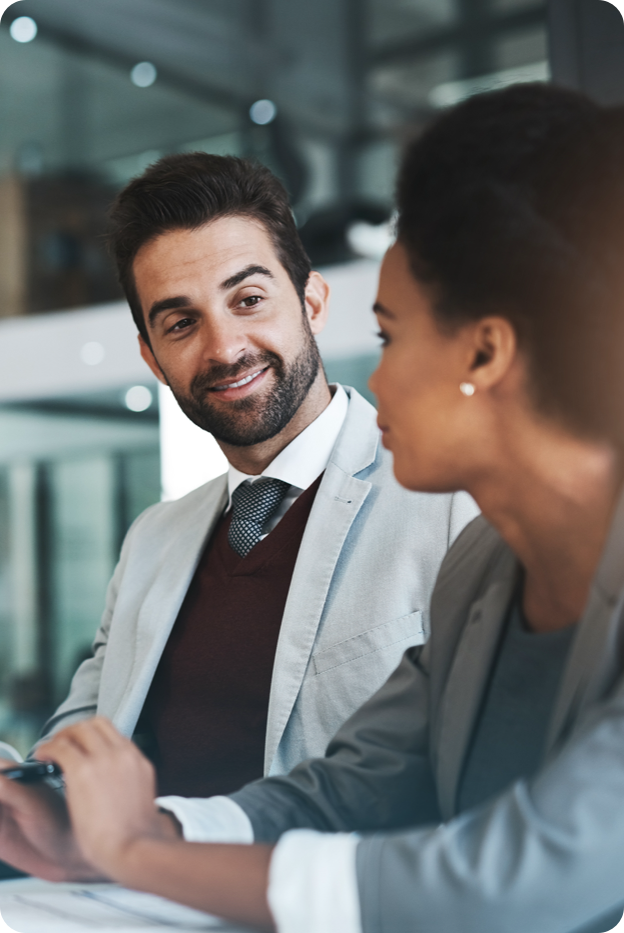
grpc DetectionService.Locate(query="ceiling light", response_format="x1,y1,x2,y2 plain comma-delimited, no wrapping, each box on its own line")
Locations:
347,220,395,261
10,16,38,43
249,99,277,125
125,386,153,412
131,62,157,88
80,342,105,366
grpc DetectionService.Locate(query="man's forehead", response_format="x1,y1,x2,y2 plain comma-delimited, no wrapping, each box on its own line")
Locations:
134,216,281,286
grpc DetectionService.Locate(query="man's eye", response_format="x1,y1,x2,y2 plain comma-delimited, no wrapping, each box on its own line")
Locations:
240,295,262,308
170,317,195,332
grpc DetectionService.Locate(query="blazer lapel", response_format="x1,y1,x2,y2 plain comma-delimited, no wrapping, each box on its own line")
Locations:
435,550,519,820
106,478,229,734
264,390,378,773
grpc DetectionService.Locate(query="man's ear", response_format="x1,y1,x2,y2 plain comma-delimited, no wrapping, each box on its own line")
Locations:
466,316,518,391
138,334,168,385
303,272,330,336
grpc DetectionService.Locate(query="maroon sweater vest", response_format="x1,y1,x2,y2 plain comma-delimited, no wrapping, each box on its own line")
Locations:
141,475,322,798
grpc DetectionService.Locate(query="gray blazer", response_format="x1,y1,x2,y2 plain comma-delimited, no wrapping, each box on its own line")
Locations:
232,493,624,933
40,387,477,776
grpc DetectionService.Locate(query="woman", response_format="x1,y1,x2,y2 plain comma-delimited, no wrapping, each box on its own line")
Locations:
2,82,624,933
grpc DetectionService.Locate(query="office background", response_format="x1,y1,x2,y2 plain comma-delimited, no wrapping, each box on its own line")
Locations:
0,0,612,752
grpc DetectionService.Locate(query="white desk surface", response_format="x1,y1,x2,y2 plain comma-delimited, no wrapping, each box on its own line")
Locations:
0,877,251,932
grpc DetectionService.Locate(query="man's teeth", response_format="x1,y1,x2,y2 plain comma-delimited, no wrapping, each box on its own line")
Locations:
215,370,263,391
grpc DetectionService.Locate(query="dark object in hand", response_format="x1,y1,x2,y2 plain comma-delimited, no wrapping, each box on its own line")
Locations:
0,761,61,783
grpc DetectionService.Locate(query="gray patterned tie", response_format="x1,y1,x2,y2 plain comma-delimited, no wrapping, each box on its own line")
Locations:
228,478,290,558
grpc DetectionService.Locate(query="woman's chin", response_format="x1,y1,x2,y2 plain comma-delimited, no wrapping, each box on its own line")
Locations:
392,458,454,494
392,460,426,492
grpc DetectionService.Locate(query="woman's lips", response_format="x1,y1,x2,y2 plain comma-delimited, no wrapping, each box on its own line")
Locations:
209,366,270,401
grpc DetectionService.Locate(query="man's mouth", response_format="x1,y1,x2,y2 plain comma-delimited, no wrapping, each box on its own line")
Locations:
210,367,269,392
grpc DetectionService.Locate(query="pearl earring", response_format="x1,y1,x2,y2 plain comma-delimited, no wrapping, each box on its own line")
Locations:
460,382,475,397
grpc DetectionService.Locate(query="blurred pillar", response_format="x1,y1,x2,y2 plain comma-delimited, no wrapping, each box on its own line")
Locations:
0,178,27,318
269,0,369,207
60,55,91,169
457,0,496,79
8,464,38,675
548,0,624,103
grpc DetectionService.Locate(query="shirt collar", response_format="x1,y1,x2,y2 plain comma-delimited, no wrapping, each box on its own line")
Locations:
227,384,348,505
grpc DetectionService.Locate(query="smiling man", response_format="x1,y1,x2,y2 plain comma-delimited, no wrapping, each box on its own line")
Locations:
39,153,478,797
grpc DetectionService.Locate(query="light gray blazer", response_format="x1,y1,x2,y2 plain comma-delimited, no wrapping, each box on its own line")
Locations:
40,387,478,776
232,493,624,933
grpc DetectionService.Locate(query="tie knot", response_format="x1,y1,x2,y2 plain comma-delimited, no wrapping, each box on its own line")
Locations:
228,478,290,557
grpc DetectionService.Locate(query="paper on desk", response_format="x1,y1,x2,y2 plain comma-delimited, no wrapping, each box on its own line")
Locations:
0,883,234,932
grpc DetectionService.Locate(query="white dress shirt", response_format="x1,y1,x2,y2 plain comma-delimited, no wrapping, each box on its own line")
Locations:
226,384,348,536
159,383,360,933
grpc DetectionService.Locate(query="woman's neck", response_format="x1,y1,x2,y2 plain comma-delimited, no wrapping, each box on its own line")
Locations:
469,425,622,633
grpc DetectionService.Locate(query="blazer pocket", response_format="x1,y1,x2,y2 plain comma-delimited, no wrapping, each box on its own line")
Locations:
312,610,425,675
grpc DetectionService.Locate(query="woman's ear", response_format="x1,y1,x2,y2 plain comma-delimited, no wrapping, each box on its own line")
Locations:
304,272,331,336
466,316,518,390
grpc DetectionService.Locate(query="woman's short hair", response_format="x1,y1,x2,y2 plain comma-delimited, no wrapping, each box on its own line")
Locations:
107,153,311,343
397,84,624,448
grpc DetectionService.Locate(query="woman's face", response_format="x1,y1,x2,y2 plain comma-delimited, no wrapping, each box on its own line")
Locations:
370,242,480,493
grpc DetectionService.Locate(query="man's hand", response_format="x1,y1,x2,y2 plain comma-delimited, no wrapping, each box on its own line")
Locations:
36,718,179,881
0,758,100,881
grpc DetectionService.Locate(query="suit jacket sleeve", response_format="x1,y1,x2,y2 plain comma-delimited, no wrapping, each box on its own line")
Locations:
34,505,158,746
354,685,624,933
234,649,624,933
230,642,441,840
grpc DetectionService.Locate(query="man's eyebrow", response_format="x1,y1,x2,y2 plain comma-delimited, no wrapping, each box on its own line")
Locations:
221,264,274,290
148,295,192,327
373,301,395,319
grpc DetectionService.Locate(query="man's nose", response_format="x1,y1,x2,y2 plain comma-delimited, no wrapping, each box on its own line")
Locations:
201,317,247,365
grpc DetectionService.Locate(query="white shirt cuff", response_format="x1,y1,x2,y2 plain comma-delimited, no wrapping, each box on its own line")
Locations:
268,830,362,933
156,795,254,844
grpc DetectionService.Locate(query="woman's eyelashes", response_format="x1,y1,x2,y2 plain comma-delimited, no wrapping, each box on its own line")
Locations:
377,329,390,347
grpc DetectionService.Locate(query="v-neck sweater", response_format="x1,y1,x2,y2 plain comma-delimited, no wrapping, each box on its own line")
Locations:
141,474,323,798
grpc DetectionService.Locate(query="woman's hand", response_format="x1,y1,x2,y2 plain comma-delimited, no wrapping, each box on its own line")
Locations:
0,758,101,881
38,719,275,931
36,718,178,882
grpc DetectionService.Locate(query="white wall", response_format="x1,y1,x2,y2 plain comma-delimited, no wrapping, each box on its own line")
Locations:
0,301,154,401
315,259,380,361
159,384,228,501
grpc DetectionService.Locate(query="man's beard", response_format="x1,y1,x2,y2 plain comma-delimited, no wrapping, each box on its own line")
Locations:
168,320,322,447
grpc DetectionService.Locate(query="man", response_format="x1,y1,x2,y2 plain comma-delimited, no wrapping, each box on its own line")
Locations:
40,153,478,795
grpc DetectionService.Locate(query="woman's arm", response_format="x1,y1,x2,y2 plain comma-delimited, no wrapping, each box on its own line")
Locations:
115,838,275,930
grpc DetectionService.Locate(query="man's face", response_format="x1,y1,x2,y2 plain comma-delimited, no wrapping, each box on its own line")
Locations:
133,215,328,447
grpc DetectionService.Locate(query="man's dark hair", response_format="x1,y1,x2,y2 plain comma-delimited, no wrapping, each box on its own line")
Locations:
397,83,624,448
107,153,312,342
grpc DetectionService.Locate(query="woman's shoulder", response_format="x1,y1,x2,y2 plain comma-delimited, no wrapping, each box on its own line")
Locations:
447,512,501,558
431,514,514,619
